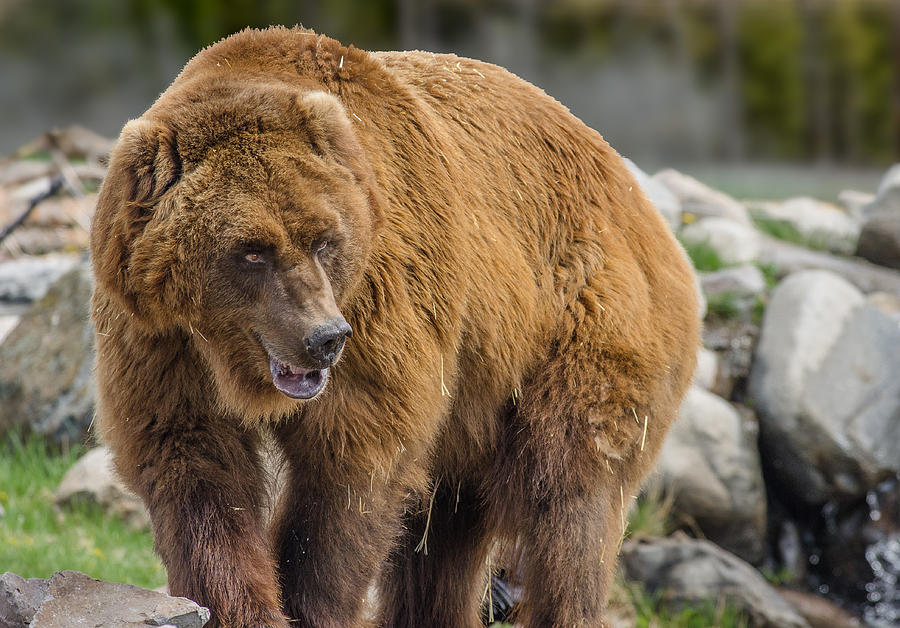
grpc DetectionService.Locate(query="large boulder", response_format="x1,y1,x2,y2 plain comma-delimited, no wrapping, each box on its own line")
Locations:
623,158,681,228
655,387,767,563
749,270,900,506
0,262,95,447
653,169,751,225
55,446,149,529
748,197,860,255
681,217,762,266
620,534,810,628
6,571,210,628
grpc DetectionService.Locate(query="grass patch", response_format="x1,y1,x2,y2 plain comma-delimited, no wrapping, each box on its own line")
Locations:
706,292,742,320
628,583,751,628
627,487,675,541
752,216,829,251
679,238,726,272
755,262,779,289
0,432,165,588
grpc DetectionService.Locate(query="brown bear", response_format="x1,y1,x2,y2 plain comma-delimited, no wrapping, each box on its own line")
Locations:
90,26,699,628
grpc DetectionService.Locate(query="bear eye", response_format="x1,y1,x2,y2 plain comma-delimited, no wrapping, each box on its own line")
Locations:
243,251,267,265
316,240,329,255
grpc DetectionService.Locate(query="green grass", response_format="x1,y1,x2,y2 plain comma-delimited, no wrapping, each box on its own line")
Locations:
705,292,742,320
0,432,165,588
627,583,751,628
679,238,727,272
751,216,832,251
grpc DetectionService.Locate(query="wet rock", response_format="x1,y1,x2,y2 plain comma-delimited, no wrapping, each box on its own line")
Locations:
656,387,767,563
0,262,94,446
653,169,751,224
749,270,900,506
27,571,208,627
777,588,862,628
0,572,48,628
55,446,149,529
620,534,809,627
0,254,81,302
681,217,762,265
624,158,681,228
748,197,860,255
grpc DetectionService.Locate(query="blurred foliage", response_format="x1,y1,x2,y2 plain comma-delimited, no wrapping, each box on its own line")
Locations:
2,0,899,164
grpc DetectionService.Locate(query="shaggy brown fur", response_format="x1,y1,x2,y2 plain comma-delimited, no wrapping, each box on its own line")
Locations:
91,26,699,628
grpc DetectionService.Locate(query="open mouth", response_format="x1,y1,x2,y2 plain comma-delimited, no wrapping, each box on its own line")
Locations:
268,356,328,399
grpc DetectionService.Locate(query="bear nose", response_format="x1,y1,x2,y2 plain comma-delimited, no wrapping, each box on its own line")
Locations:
305,317,352,365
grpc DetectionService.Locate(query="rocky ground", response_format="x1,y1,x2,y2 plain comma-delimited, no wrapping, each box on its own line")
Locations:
3,130,900,626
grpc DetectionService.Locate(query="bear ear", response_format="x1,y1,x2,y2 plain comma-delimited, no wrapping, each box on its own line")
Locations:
91,119,182,321
295,91,385,229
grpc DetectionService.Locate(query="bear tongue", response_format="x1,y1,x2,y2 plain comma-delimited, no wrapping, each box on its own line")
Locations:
268,357,328,399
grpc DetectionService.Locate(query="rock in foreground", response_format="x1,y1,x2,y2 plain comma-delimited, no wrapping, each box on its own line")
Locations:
0,570,209,628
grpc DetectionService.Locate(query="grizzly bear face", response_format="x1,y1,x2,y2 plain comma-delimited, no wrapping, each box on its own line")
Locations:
91,82,384,419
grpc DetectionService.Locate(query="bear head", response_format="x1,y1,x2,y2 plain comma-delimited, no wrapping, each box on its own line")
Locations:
91,79,384,420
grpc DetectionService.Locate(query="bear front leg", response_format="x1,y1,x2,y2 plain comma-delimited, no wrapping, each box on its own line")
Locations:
270,422,410,628
95,324,287,627
118,420,287,628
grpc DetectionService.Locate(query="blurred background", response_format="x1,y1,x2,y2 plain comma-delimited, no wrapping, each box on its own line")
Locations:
2,0,900,198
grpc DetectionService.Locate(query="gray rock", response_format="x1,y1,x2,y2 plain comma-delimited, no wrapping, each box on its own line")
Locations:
654,169,751,224
0,262,95,447
868,291,900,321
28,571,208,628
701,320,760,400
1,572,48,628
656,387,767,563
777,588,862,628
681,217,762,265
875,163,900,198
692,346,718,391
757,234,900,294
700,264,767,300
748,197,861,255
624,158,681,228
0,255,81,302
749,270,900,505
55,447,149,529
856,208,900,270
838,189,875,221
620,534,809,628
